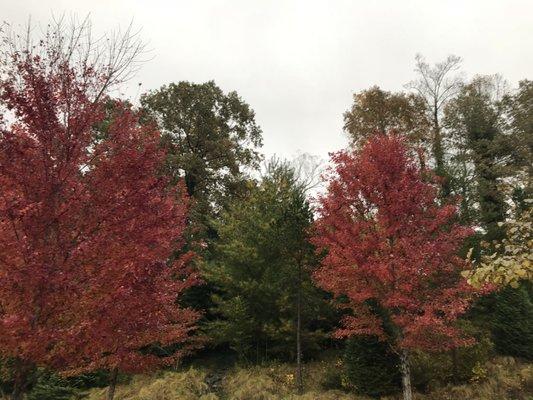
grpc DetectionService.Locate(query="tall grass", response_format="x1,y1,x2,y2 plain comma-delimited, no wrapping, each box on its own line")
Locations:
82,357,532,400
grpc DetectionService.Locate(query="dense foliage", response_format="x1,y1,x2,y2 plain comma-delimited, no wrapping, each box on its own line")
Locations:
203,161,326,361
0,22,199,400
312,134,479,398
0,17,531,400
140,81,263,244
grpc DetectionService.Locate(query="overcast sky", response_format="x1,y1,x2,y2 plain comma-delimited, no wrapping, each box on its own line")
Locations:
2,0,532,160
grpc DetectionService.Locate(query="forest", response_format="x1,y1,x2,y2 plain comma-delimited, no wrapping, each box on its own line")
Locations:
0,16,531,400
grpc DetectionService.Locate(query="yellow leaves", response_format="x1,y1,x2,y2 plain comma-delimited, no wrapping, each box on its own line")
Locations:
516,269,526,278
468,207,533,289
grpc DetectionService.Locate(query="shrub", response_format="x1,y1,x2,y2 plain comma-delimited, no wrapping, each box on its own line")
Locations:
492,282,533,360
413,357,533,400
410,323,494,391
343,336,401,397
27,371,81,400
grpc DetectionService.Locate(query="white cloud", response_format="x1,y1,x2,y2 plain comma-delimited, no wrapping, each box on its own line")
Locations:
2,0,532,160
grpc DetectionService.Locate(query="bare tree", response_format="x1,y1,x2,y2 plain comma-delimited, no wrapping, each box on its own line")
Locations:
289,151,326,195
406,54,463,194
1,14,146,106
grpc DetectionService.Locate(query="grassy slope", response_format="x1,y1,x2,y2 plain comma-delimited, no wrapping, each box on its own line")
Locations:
84,357,533,400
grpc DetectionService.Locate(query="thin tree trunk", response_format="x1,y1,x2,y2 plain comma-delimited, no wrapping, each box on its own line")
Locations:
10,359,30,400
10,384,23,400
295,260,303,394
107,368,118,400
431,104,450,197
400,350,413,400
452,347,459,384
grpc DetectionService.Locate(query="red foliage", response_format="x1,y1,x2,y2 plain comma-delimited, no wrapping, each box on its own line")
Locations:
0,48,199,374
312,134,476,352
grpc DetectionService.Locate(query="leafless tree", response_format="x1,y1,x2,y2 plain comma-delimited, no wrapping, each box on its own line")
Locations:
289,151,326,195
1,14,146,104
406,54,463,193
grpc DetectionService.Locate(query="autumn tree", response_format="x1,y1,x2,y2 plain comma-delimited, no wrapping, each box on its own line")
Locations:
0,19,199,400
343,86,430,165
312,134,476,400
140,81,263,244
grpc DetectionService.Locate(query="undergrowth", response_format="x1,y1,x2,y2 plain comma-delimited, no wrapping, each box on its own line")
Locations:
82,357,533,400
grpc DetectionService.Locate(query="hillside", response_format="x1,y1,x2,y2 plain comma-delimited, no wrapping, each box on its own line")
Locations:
83,357,533,400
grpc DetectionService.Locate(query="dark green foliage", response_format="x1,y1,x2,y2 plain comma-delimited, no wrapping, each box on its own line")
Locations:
453,324,494,382
203,160,327,361
492,282,533,360
320,365,345,391
343,336,401,397
0,358,36,398
140,81,263,245
502,79,533,196
0,362,111,399
447,78,532,363
445,76,511,241
140,80,264,330
27,371,81,400
410,334,493,392
67,370,110,389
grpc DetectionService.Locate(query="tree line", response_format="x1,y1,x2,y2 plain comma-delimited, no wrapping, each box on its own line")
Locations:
0,18,531,400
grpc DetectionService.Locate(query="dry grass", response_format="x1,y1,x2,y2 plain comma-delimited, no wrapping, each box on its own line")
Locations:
82,357,532,400
411,357,533,400
83,368,218,400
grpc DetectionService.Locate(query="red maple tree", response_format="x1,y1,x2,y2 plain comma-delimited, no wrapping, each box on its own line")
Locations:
0,24,199,399
312,134,476,400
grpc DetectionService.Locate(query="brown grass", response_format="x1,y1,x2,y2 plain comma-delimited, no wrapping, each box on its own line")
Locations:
82,357,532,400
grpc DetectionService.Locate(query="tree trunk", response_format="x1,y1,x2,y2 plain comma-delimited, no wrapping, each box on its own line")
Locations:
400,350,413,400
10,385,23,400
107,368,118,400
295,260,303,394
432,102,450,197
452,347,459,384
10,359,30,400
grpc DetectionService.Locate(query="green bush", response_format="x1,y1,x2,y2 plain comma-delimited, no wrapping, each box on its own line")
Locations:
27,371,81,400
492,282,533,360
343,336,401,397
410,328,493,392
319,362,345,392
